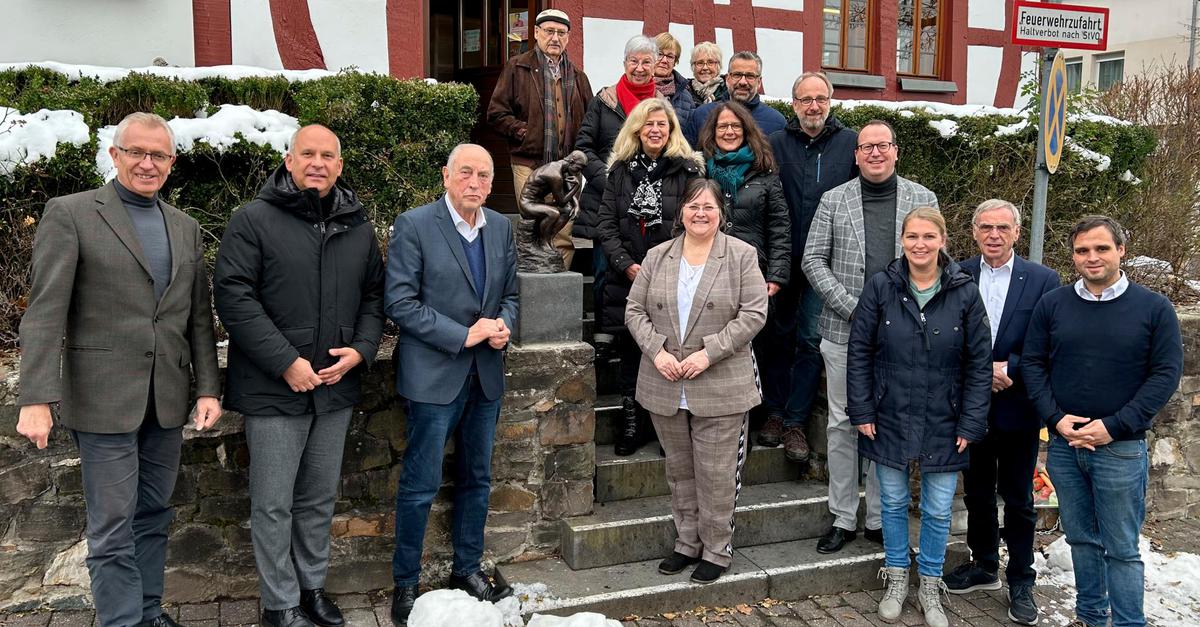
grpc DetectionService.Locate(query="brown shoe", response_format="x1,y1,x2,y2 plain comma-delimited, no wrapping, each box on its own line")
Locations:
782,426,810,463
757,413,785,447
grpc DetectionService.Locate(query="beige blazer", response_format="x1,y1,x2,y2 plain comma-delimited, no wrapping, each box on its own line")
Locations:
18,183,221,433
625,232,767,417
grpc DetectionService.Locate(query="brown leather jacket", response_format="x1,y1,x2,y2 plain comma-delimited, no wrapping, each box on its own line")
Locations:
486,48,593,167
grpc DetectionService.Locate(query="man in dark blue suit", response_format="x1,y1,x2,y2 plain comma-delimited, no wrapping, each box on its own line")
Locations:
945,199,1058,625
384,144,519,625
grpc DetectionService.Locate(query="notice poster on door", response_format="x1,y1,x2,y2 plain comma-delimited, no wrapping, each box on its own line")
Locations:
463,29,481,53
509,11,528,40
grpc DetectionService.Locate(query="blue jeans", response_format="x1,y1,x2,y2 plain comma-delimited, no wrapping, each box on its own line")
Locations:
391,375,501,587
1048,436,1148,627
877,463,958,577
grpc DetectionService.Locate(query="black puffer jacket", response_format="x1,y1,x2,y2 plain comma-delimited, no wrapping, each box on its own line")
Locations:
719,169,791,286
573,86,627,240
596,153,703,331
214,165,385,416
768,115,858,264
846,254,991,472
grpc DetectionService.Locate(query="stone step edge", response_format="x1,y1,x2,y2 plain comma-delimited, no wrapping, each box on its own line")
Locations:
566,493,829,533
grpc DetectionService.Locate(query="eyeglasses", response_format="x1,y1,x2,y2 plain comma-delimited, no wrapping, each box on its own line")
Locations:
115,145,173,164
728,72,760,82
659,53,677,62
684,203,720,213
856,142,896,154
716,122,743,132
693,59,719,67
537,26,569,38
975,223,1015,234
794,96,830,106
625,58,655,69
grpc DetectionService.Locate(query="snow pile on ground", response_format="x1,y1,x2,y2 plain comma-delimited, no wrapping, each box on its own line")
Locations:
411,583,614,627
526,614,621,627
0,107,89,175
1034,535,1200,627
0,61,337,83
95,104,299,181
1064,137,1111,172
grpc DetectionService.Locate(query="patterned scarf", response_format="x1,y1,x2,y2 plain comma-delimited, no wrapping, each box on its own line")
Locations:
706,146,755,203
655,74,677,98
538,49,575,164
690,76,724,104
628,152,669,229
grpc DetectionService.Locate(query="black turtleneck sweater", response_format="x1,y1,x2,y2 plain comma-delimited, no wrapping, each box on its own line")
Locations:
861,173,898,283
114,179,172,301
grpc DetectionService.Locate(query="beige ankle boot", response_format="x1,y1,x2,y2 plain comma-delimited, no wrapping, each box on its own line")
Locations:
877,566,909,623
918,575,949,627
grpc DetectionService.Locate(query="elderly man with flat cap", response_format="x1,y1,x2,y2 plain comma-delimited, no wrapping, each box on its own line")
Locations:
487,8,592,268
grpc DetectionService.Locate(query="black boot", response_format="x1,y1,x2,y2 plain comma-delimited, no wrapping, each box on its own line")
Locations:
614,396,643,456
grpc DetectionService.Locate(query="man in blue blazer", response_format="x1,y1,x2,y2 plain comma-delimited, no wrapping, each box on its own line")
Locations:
384,144,519,624
946,199,1059,625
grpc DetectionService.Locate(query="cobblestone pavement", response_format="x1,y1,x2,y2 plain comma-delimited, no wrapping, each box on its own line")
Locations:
7,520,1199,627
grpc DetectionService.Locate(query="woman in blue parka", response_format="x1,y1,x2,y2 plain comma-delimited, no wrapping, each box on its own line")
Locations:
846,207,991,627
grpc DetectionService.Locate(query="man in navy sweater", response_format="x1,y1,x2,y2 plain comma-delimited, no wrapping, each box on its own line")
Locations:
1023,215,1183,627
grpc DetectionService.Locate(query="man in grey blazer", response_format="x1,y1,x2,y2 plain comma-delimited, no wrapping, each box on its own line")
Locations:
17,112,222,627
384,144,519,625
802,119,938,554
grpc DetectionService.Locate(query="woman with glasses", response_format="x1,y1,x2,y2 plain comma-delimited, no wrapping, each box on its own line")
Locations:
652,32,696,129
687,42,727,105
595,98,702,456
845,207,991,627
625,178,766,584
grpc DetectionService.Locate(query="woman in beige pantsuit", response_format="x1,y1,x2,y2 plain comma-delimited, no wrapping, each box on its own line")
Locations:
625,178,768,584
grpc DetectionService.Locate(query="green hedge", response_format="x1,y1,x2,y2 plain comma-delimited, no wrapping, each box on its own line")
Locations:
764,100,1157,280
0,68,478,346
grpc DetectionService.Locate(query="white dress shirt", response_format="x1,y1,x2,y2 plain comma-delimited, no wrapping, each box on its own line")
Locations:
446,195,487,243
979,253,1015,349
677,258,706,410
1074,270,1129,302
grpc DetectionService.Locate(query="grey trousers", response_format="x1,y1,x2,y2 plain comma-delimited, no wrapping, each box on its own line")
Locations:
73,414,182,627
820,339,882,532
650,409,749,567
245,407,353,610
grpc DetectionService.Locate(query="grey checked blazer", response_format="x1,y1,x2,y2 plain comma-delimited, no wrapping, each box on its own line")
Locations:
18,182,222,433
801,176,938,344
625,232,768,417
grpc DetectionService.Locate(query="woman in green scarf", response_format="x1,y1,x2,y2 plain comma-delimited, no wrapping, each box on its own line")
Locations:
697,101,792,439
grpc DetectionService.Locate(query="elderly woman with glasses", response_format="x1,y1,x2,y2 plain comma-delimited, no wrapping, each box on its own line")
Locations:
687,41,727,105
595,98,703,457
652,32,696,129
625,178,767,584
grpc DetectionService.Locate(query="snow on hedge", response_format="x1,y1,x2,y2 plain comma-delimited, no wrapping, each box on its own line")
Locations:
928,119,958,139
1065,136,1111,172
0,61,337,83
95,104,299,181
0,107,89,175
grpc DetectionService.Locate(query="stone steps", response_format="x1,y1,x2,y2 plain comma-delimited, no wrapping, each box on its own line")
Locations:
594,442,803,503
500,526,969,619
561,480,836,570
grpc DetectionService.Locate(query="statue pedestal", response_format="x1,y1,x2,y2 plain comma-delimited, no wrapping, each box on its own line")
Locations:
515,271,582,345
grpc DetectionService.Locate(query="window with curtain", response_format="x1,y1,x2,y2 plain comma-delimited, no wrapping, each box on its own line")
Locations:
822,0,870,71
1097,54,1124,91
897,0,940,77
1066,59,1082,94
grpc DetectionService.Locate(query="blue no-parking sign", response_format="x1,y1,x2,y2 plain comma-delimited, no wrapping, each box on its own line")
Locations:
1043,51,1067,174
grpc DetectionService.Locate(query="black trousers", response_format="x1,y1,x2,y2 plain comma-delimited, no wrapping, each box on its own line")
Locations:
962,425,1041,587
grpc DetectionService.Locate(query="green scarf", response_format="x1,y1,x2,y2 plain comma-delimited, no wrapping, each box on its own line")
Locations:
706,146,755,203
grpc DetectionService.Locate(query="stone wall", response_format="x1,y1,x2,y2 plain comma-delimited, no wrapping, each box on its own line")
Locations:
1146,307,1200,520
0,340,595,611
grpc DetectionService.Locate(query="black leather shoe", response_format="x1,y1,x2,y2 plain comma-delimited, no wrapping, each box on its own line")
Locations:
300,588,344,626
863,527,884,544
448,569,513,603
390,585,419,625
658,551,700,575
261,607,315,627
614,396,644,456
816,526,856,554
689,559,727,584
136,615,183,627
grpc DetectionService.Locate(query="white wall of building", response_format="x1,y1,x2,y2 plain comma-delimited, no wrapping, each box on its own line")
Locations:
1069,0,1194,87
0,0,195,67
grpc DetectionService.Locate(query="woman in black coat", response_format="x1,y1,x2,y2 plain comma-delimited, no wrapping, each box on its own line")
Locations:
597,97,703,456
846,207,991,627
696,101,795,452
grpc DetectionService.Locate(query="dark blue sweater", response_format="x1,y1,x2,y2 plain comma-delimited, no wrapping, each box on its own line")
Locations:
1021,281,1183,440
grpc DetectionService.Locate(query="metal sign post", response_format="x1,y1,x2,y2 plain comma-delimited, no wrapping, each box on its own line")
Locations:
1011,0,1109,263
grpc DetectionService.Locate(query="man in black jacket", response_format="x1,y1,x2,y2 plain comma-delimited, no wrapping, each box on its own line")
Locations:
214,125,385,627
763,72,858,463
